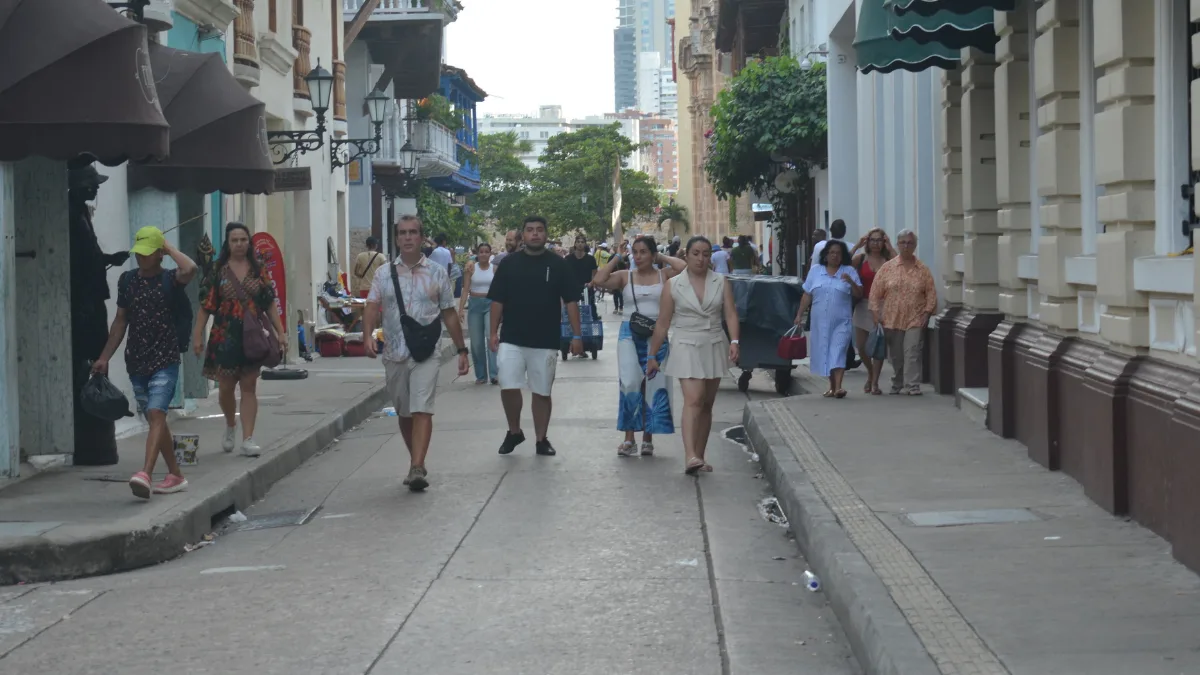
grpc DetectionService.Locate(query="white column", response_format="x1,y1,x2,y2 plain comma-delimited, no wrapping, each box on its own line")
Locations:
827,34,858,228
0,164,18,477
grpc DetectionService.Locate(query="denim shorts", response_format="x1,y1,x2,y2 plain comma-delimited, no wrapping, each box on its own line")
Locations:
129,363,179,414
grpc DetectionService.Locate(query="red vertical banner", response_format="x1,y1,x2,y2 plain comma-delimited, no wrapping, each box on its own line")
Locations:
251,232,287,333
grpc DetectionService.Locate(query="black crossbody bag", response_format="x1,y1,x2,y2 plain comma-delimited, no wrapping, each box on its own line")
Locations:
389,263,442,363
627,269,658,339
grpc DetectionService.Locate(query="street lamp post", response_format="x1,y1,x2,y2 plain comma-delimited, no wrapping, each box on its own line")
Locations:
266,63,334,165
330,89,390,171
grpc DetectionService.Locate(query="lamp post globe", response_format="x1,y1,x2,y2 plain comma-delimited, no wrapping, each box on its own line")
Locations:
399,140,419,175
365,89,390,125
800,57,813,71
305,63,335,116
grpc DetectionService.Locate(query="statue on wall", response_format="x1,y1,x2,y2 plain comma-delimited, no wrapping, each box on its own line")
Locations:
68,157,129,466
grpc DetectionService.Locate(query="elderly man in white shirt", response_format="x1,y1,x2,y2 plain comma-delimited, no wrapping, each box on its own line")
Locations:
364,215,469,492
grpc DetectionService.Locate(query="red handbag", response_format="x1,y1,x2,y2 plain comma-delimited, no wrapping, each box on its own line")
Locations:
777,325,808,360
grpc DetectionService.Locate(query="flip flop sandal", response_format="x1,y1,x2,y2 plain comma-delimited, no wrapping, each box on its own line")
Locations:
872,388,883,395
835,390,847,399
822,390,834,398
685,458,704,475
699,463,713,472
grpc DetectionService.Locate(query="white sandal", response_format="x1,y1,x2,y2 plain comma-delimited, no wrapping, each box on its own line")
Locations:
617,441,637,457
640,442,654,456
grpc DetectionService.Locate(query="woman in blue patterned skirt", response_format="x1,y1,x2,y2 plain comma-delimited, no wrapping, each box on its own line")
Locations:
593,237,686,456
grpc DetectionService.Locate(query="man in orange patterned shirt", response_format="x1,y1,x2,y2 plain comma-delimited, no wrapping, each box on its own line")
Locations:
868,229,938,395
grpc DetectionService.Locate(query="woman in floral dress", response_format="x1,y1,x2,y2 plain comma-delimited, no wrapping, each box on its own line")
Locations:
592,237,686,456
193,222,286,458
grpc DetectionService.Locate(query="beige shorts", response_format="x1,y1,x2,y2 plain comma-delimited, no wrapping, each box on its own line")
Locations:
384,357,441,417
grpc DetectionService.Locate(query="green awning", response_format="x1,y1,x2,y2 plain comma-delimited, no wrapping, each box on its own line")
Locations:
890,0,1015,16
884,0,999,51
854,0,959,74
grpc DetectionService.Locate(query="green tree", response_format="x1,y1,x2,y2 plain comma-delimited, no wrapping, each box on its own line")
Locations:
417,183,482,246
657,202,690,235
704,56,827,200
467,132,534,230
525,124,660,240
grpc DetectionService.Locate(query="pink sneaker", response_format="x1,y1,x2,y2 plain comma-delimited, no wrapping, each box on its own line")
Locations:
152,474,188,494
129,471,152,500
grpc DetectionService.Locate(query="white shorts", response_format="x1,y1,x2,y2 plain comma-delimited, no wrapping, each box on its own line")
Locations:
384,357,441,416
496,343,558,396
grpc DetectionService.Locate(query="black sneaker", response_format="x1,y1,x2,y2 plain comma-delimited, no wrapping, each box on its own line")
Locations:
535,438,557,456
499,430,525,455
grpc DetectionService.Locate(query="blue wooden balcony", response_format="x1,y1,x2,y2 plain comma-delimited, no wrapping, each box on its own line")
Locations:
427,65,487,195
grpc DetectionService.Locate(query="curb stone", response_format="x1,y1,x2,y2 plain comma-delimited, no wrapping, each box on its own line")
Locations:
0,344,455,586
743,400,940,675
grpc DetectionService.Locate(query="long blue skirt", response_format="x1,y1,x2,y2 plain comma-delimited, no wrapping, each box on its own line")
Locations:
616,322,675,433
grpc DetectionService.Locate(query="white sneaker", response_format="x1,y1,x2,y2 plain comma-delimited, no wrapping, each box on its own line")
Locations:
241,437,262,457
222,426,237,453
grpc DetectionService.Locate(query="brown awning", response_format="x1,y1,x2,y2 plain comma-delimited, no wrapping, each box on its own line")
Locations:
128,44,274,195
0,0,169,165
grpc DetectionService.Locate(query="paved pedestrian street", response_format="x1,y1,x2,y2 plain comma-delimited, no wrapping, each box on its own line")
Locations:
0,318,860,675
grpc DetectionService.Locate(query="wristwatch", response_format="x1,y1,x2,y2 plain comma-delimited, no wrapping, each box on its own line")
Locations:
730,339,740,345
457,346,469,355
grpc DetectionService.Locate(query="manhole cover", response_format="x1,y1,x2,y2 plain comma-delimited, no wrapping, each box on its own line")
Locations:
234,506,321,532
904,508,1041,527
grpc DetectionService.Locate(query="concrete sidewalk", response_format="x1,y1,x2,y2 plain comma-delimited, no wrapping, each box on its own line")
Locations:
746,368,1200,675
0,355,439,585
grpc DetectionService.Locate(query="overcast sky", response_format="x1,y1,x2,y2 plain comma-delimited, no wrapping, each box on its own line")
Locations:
445,0,617,119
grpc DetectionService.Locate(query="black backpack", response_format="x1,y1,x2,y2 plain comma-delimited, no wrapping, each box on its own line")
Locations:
118,270,193,353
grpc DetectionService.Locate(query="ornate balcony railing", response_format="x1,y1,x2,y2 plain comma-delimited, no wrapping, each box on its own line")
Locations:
233,0,259,69
342,0,461,22
292,25,312,100
333,61,348,122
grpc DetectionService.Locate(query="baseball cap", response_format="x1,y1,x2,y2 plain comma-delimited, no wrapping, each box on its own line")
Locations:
130,226,166,256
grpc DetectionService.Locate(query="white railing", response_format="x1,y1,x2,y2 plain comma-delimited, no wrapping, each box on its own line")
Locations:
342,0,460,20
412,121,459,177
374,117,459,178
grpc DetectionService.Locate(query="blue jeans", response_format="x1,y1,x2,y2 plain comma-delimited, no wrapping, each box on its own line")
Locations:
129,363,180,414
467,297,498,381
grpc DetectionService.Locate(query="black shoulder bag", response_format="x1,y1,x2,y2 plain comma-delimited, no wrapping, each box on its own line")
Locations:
627,268,657,339
389,263,442,363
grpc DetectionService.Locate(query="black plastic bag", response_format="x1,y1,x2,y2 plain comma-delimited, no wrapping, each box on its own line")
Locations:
81,373,134,421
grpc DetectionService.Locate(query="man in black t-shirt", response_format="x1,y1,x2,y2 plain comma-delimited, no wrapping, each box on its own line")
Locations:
93,226,198,501
488,216,583,456
565,234,598,337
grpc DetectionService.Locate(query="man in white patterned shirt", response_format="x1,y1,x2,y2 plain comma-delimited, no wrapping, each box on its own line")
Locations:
364,214,469,491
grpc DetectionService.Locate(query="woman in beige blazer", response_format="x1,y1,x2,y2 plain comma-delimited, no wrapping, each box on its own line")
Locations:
646,236,740,474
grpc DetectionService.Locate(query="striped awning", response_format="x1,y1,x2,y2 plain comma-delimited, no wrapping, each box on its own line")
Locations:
885,0,1000,52
854,0,959,74
889,0,1016,15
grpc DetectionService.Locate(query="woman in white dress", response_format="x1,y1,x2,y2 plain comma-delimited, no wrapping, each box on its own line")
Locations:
593,237,686,456
646,236,741,475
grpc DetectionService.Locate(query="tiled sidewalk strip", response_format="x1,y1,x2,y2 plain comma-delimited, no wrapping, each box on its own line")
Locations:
747,399,1011,675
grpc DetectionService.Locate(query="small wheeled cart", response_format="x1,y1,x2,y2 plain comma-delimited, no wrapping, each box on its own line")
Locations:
560,303,603,360
725,274,805,395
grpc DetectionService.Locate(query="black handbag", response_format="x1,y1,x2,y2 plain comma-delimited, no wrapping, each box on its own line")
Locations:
627,270,657,339
389,262,442,363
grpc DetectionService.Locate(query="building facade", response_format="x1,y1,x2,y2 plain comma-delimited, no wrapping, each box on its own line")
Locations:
479,110,641,171
615,1,638,112
0,0,349,476
779,0,1200,575
641,117,680,193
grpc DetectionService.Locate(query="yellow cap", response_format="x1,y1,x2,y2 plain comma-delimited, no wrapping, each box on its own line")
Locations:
130,226,166,256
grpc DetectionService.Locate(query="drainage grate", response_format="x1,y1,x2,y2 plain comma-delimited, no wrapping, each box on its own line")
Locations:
903,508,1041,528
233,506,322,532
